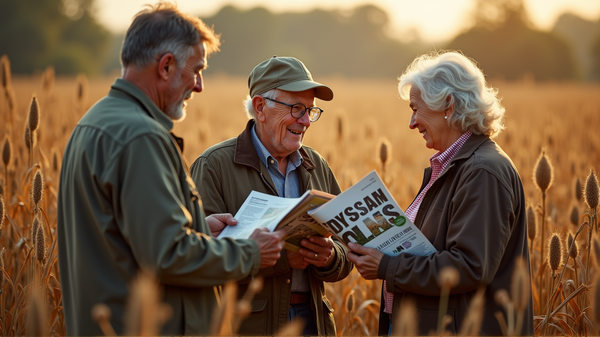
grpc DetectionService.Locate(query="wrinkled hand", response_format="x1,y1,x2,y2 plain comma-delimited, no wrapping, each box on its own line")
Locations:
295,235,335,268
206,213,238,237
250,228,286,269
287,251,310,269
347,242,384,280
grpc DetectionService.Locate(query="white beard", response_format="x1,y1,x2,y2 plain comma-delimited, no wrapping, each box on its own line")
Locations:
166,99,186,122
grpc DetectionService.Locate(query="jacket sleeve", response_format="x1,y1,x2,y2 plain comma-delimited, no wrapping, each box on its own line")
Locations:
189,153,228,216
379,167,514,296
311,240,352,282
109,134,260,287
190,153,293,280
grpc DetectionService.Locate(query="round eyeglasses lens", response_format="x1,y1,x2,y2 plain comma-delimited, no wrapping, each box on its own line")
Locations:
290,104,306,118
309,108,321,121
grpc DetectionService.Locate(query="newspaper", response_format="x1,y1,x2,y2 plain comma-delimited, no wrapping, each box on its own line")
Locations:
308,170,436,257
217,189,334,252
219,170,435,257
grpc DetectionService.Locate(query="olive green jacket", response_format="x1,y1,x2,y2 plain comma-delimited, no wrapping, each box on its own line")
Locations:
377,134,533,336
190,120,353,336
57,79,261,335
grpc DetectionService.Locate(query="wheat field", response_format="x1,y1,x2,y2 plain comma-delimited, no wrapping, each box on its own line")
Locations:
1,63,600,335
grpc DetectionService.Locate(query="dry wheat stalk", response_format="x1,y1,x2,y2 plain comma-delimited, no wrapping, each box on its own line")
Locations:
124,271,172,335
276,318,304,336
28,96,40,133
548,233,562,276
533,149,554,311
585,170,599,211
35,217,47,265
570,205,580,227
0,195,4,230
392,298,417,336
512,257,530,335
2,136,10,169
534,150,553,193
75,73,88,105
459,288,485,336
25,280,50,336
574,177,583,204
92,303,116,336
41,66,55,94
32,169,44,209
437,266,459,335
527,205,536,242
0,55,10,91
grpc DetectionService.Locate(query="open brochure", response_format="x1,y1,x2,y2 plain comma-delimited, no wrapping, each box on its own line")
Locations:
308,170,436,257
219,170,436,257
218,189,335,252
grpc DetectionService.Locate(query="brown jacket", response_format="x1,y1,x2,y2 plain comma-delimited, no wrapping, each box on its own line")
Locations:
377,134,533,336
190,120,353,336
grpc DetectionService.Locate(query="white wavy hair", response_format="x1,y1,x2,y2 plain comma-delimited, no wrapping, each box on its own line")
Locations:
243,89,279,120
398,51,505,139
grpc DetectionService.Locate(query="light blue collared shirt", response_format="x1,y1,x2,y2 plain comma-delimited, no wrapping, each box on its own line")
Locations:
251,125,303,198
250,124,310,293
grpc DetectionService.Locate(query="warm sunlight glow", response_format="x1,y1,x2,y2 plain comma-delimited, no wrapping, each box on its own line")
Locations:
95,0,600,42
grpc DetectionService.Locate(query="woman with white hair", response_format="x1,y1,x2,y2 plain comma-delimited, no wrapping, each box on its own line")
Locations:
347,51,533,335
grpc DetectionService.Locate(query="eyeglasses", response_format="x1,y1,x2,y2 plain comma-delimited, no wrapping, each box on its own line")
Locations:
263,97,324,122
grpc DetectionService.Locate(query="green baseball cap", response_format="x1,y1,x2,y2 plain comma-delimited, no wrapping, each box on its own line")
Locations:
248,56,334,101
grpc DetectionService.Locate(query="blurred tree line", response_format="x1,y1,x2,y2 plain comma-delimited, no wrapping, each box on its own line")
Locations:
552,12,600,81
198,4,417,79
448,0,577,80
2,0,600,81
0,0,113,75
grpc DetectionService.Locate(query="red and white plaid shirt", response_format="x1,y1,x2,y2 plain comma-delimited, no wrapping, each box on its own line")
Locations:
383,131,472,314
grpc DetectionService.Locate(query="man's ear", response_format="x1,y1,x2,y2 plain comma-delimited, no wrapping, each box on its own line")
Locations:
157,53,176,81
252,96,267,122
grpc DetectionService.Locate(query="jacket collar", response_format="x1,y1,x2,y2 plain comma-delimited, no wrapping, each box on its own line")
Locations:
109,78,174,132
234,119,316,171
449,133,490,164
420,133,490,189
412,133,491,221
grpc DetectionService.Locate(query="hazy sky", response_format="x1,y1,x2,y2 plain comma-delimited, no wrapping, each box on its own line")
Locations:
94,0,600,42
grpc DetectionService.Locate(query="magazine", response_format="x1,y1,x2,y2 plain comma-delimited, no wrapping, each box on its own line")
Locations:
219,170,436,257
217,189,335,252
308,170,436,257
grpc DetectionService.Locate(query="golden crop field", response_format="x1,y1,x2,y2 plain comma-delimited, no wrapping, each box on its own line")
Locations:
1,63,600,335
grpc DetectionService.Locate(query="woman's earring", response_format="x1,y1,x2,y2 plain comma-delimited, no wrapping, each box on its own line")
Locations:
444,115,448,120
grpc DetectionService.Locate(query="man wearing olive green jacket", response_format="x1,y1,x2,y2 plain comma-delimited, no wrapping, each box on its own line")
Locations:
57,4,285,335
190,56,353,336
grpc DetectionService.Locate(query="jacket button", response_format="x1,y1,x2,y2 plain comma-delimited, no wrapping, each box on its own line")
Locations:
286,279,291,284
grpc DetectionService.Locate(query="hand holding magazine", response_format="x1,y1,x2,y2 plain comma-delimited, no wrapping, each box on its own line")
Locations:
308,170,436,257
218,189,335,252
219,170,436,257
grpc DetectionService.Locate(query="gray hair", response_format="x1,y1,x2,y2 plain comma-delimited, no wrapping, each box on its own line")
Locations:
120,2,220,70
243,89,279,120
398,51,505,138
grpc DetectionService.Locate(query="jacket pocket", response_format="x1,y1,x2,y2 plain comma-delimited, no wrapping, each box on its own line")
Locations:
238,297,269,335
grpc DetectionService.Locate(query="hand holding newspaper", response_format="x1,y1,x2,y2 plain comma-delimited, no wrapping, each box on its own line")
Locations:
218,189,335,252
219,170,436,257
308,170,436,257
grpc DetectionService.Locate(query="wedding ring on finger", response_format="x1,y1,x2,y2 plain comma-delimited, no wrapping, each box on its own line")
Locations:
314,253,318,259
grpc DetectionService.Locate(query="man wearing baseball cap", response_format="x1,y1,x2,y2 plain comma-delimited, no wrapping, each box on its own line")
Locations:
190,56,352,336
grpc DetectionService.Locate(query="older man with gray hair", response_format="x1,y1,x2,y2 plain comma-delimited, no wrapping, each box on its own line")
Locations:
190,56,353,336
57,4,286,335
